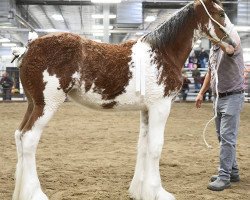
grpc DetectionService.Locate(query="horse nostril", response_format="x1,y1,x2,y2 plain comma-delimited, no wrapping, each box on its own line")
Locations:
228,39,236,48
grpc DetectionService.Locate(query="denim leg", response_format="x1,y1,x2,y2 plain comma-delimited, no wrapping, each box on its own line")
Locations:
217,94,244,180
232,158,239,176
215,112,222,142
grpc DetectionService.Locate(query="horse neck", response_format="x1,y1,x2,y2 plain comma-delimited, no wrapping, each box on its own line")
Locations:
143,3,199,70
167,20,198,68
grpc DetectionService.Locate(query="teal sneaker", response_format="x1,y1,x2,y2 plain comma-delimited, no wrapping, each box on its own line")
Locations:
210,174,240,182
207,177,231,191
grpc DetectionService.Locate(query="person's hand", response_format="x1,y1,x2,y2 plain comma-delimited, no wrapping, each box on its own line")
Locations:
195,93,203,108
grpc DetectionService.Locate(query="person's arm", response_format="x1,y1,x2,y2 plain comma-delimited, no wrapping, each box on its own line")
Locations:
195,70,211,108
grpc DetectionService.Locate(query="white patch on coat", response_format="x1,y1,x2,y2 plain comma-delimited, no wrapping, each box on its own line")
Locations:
192,23,203,46
208,19,221,41
224,15,234,35
43,70,66,111
72,71,81,80
115,39,172,108
64,71,81,92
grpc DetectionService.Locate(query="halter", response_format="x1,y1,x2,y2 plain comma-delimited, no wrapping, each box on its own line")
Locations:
198,0,231,44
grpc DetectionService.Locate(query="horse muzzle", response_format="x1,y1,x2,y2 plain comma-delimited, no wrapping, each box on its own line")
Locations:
223,37,236,48
219,36,236,56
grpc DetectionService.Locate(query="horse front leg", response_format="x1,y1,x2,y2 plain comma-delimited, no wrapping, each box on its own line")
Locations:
142,99,175,200
129,110,149,199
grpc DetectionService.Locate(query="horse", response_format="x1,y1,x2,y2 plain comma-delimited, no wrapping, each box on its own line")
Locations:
12,0,237,199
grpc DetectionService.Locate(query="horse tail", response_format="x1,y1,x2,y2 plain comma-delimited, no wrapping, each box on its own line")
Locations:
28,31,38,42
11,47,27,67
11,32,38,65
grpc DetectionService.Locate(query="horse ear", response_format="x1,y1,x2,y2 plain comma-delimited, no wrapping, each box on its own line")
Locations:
212,0,223,7
195,0,222,6
194,0,211,4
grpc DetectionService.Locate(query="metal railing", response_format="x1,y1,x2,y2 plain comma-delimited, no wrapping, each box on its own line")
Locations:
1,68,250,102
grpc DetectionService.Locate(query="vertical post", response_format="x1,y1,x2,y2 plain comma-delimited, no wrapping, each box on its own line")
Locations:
103,4,110,43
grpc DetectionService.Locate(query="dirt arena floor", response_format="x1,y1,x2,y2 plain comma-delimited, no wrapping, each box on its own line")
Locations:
0,101,249,200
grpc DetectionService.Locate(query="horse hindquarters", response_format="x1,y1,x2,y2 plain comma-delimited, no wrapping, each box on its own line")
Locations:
130,98,175,200
13,69,66,200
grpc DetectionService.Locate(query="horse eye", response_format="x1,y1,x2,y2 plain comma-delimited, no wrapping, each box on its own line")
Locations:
219,13,225,18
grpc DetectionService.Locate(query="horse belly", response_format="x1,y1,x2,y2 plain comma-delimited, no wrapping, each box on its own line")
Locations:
67,84,143,111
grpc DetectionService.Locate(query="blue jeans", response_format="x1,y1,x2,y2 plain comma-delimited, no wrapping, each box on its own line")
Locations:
194,82,201,91
215,93,244,180
199,58,206,68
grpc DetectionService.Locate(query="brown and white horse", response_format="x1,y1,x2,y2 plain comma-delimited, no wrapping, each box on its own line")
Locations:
13,0,237,200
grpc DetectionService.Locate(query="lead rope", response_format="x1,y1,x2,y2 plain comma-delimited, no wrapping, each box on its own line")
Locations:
202,48,246,148
202,49,221,148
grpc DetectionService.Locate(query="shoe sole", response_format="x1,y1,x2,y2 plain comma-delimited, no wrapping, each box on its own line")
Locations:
207,183,231,191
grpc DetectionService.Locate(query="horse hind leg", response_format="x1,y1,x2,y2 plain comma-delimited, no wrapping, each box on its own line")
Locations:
14,103,65,200
13,73,66,200
13,104,49,200
13,90,34,200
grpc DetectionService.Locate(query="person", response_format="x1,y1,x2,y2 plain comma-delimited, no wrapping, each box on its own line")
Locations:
181,73,191,101
195,29,245,191
198,48,209,68
192,63,201,92
200,73,212,101
0,72,14,101
187,52,196,69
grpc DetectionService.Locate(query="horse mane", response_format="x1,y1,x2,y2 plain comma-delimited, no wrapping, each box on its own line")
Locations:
141,2,195,51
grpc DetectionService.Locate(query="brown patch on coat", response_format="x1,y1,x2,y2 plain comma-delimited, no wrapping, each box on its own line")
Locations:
102,101,117,109
79,39,135,100
18,88,34,132
154,50,184,96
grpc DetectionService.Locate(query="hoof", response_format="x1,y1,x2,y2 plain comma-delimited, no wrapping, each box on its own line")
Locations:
129,180,143,200
17,188,49,200
156,188,175,200
31,188,49,200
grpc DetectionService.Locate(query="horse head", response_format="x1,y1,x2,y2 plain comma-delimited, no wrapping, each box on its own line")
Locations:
195,0,238,55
